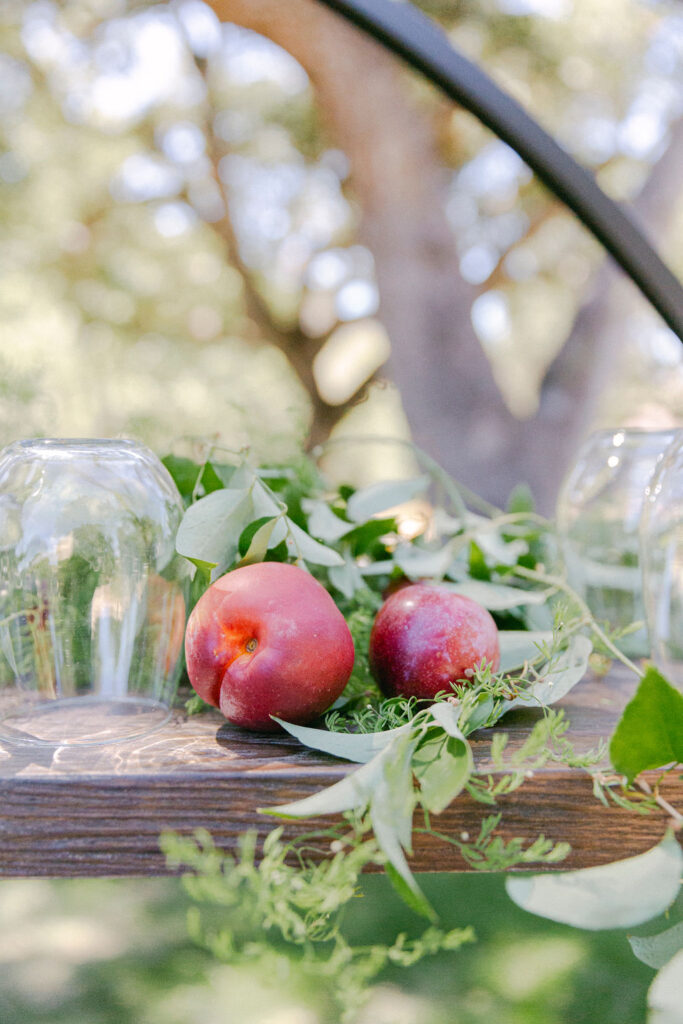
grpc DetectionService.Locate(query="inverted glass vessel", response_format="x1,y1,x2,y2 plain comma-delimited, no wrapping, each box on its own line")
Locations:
640,431,683,691
0,438,190,745
556,428,676,657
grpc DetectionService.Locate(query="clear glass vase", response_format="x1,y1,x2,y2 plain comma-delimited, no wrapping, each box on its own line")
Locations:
0,438,190,745
640,431,683,690
555,428,676,658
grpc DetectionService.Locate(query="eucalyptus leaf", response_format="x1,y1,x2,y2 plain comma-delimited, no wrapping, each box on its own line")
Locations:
237,515,286,566
346,475,431,522
414,732,473,814
647,948,683,1023
283,518,345,567
359,559,396,577
369,733,434,919
629,921,683,969
301,499,353,542
609,666,683,783
370,731,417,853
504,635,592,712
213,461,249,488
430,700,466,739
384,861,436,922
175,487,253,567
261,737,399,818
498,631,553,673
466,514,529,566
327,551,366,599
462,694,496,733
505,832,682,930
394,543,456,580
272,717,411,764
440,579,551,610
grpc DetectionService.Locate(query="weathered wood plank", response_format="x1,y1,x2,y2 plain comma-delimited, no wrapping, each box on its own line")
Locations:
0,667,680,877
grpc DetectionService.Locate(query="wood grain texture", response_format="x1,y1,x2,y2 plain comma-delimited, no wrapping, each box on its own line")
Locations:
0,667,680,877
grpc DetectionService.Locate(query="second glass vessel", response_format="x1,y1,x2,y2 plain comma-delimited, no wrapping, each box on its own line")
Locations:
556,428,676,657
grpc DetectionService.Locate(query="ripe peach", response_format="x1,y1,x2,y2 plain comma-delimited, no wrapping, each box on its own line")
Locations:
185,562,355,731
369,583,499,700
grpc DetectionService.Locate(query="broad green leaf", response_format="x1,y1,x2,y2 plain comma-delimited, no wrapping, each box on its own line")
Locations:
498,631,553,672
467,539,491,580
414,732,473,814
648,948,683,1023
630,921,683,969
504,635,592,712
440,579,551,610
346,475,431,522
301,499,353,543
283,518,344,567
506,832,682,930
609,666,683,783
272,717,411,764
162,456,231,500
175,487,252,567
343,517,397,555
161,454,201,500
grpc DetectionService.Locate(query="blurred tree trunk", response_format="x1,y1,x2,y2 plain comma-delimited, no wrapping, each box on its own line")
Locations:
206,0,680,513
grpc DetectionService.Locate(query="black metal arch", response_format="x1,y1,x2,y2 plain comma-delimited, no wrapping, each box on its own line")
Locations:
315,0,683,340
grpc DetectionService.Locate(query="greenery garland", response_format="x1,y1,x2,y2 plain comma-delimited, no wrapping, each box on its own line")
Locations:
159,440,683,1022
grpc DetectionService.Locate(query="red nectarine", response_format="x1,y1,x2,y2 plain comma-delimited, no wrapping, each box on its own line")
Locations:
185,562,355,731
369,584,499,700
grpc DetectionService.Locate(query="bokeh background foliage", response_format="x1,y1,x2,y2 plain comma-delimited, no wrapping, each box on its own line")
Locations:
1,0,682,1020
1,0,681,508
0,873,659,1024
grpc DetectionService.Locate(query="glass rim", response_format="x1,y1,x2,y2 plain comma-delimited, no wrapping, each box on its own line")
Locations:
583,427,680,440
575,427,682,452
8,437,142,449
2,438,150,460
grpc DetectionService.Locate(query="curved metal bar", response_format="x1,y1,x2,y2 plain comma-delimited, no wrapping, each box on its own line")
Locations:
315,0,683,339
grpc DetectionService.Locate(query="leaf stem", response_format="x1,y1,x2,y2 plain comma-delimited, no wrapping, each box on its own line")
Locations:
636,777,683,830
